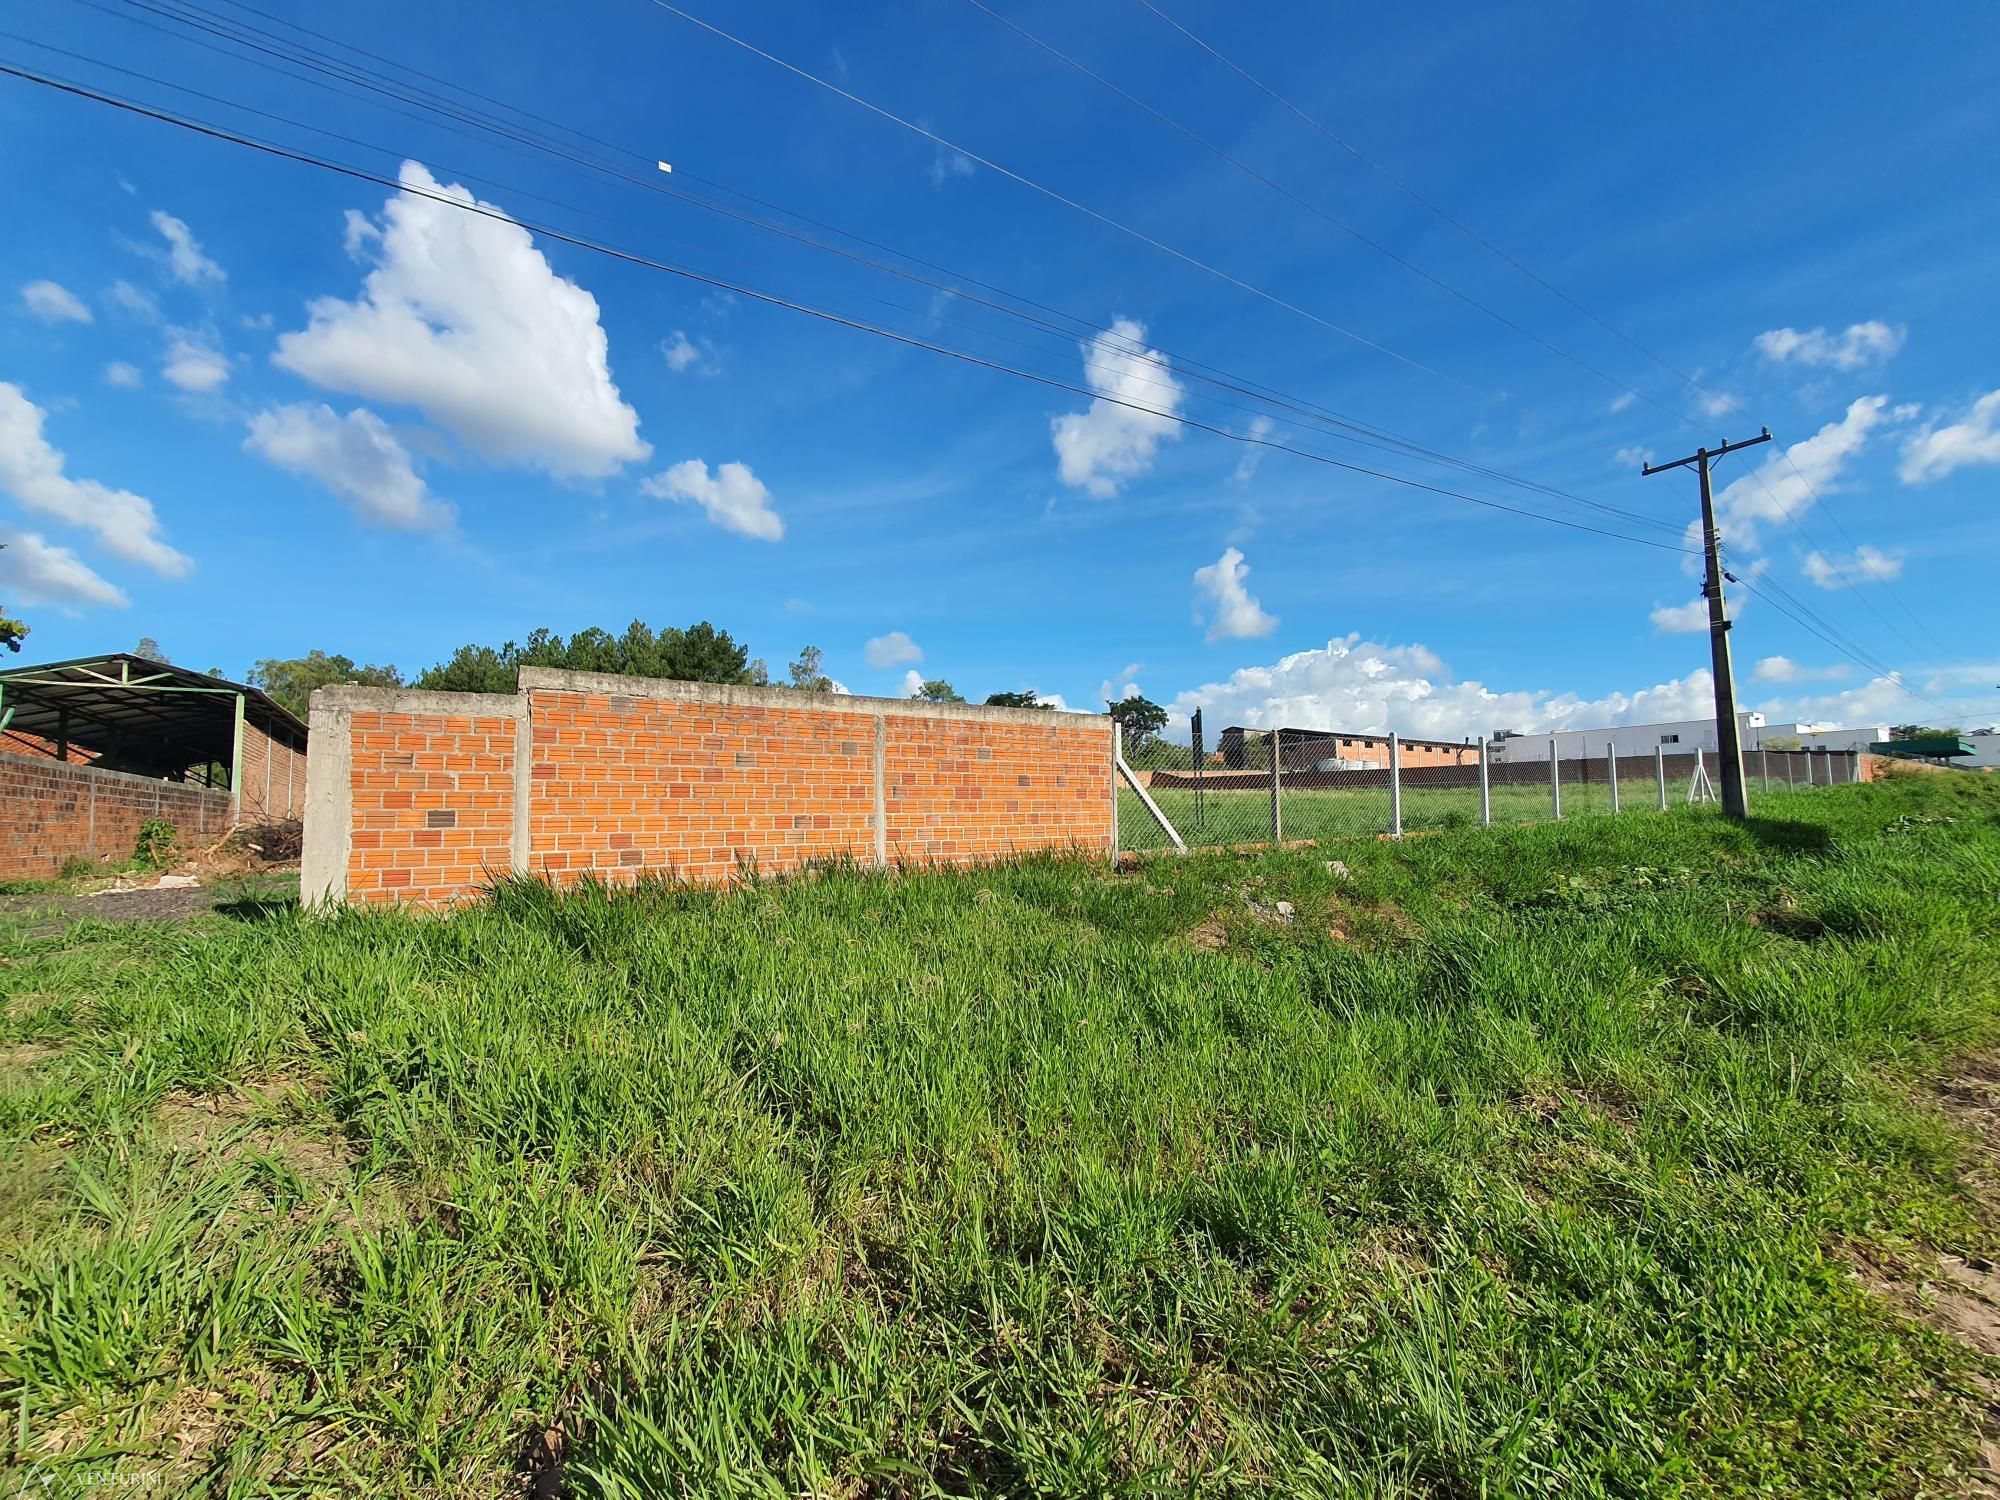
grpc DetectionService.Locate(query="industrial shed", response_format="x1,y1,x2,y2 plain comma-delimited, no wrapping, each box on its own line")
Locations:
0,653,307,879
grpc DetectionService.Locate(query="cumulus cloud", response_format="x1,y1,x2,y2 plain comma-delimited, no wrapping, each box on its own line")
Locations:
107,280,160,322
1193,546,1277,641
150,211,225,285
274,161,648,479
245,403,454,532
102,362,142,389
0,382,189,576
1753,655,1849,684
162,332,229,393
1710,395,1889,551
660,329,709,374
865,631,922,668
1803,544,1902,589
1608,391,1637,414
20,280,92,325
899,668,925,697
1753,321,1905,371
1167,634,1719,745
0,528,127,607
1697,389,1739,419
1613,445,1653,470
1899,389,2000,484
641,458,784,541
1051,317,1183,497
1651,596,1708,633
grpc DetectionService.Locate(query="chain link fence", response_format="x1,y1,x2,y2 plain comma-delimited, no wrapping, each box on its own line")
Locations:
1116,728,1864,853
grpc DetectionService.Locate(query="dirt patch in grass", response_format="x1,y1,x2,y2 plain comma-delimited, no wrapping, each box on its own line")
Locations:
155,1079,391,1228
1184,912,1230,953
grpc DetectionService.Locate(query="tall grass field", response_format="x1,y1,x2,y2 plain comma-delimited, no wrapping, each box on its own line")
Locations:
4,774,1999,1496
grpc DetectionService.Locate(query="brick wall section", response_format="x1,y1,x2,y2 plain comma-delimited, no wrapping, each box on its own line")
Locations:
304,672,1115,907
236,721,308,822
885,713,1111,864
342,705,521,906
529,689,878,883
0,754,230,880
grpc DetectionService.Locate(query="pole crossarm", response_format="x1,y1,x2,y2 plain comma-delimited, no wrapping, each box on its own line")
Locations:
1642,429,1772,476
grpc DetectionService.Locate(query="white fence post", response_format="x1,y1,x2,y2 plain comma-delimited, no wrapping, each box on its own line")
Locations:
1550,738,1562,820
1607,741,1620,814
1389,732,1403,839
1478,743,1491,826
1760,749,1770,793
1656,745,1668,811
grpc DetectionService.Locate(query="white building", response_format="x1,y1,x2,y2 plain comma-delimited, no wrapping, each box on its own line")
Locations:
1962,730,2000,770
1489,714,1887,762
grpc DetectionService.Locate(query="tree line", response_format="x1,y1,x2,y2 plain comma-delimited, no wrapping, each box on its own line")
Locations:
236,620,1170,742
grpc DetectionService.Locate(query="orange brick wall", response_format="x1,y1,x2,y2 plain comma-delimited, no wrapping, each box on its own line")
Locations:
0,754,230,880
885,714,1111,864
529,689,878,883
343,708,519,906
237,722,308,822
304,674,1115,906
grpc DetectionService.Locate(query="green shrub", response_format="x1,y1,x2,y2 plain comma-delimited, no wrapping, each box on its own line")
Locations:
132,818,179,869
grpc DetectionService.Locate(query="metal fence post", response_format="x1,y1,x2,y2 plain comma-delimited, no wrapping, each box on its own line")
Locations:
1760,749,1770,793
1389,732,1403,838
1550,738,1562,820
1478,743,1492,826
1269,728,1282,843
1607,742,1620,814
1785,753,1794,790
1655,745,1668,810
1111,722,1121,857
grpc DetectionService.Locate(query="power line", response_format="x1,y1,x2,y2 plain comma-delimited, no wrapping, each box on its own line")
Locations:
39,1,1685,538
641,0,1472,390
0,60,1701,560
1134,0,1956,662
961,0,1697,430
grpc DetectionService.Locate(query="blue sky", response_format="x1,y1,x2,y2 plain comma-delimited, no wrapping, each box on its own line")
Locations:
2,0,1996,738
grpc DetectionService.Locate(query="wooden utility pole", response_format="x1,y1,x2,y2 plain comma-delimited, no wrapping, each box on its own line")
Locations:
1643,429,1771,820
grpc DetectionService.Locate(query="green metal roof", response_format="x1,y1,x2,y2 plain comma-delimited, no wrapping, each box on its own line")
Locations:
0,652,305,771
1868,736,1975,759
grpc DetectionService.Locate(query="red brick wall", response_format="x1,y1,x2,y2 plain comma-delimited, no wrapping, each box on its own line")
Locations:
528,689,878,884
237,722,307,822
0,755,230,880
884,713,1111,864
343,706,519,906
304,674,1115,907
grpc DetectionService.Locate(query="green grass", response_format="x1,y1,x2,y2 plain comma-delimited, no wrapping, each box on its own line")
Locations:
1122,775,1828,848
4,775,2000,1495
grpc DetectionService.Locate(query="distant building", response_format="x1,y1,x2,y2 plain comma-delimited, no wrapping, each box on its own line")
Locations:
1964,730,2000,770
1217,724,1480,771
1488,714,1887,762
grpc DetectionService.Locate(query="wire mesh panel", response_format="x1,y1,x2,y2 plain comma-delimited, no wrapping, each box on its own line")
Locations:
1398,754,1485,833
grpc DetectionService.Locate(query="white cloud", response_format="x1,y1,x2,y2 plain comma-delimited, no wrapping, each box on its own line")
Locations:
1608,391,1637,414
102,362,142,389
864,631,922,668
899,668,925,697
1193,546,1277,642
1710,394,1888,551
1753,655,1849,684
1697,389,1739,420
0,382,189,575
244,403,454,532
20,280,92,325
1802,544,1902,589
0,528,127,607
107,280,159,322
1753,321,1905,371
1613,445,1653,470
641,458,784,541
1649,597,1709,634
162,332,229,393
150,211,225,285
1167,634,1717,744
1051,317,1183,497
274,161,649,479
1232,416,1275,484
341,208,380,261
660,329,715,375
929,147,975,187
1899,389,2000,484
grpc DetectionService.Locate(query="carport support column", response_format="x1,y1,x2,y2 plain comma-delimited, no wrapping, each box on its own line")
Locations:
1478,743,1491,826
1656,746,1668,811
1389,733,1403,838
229,691,245,828
1550,738,1562,820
